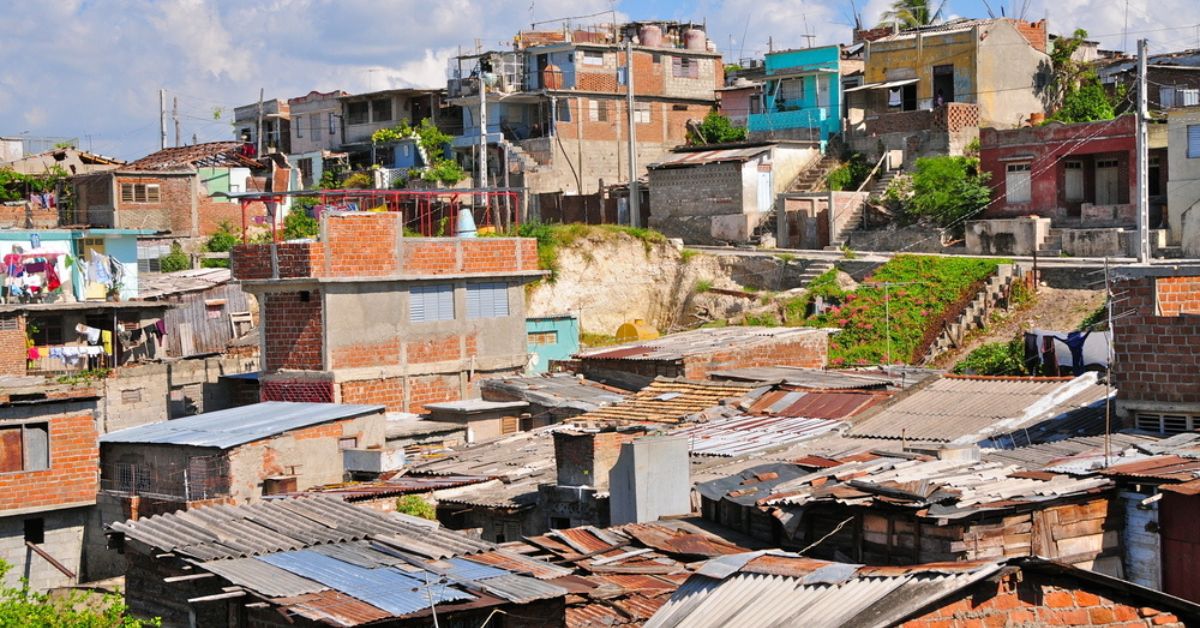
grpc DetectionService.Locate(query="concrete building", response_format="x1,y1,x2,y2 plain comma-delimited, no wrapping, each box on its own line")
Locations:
847,18,1052,161
1110,264,1200,432
646,141,818,243
69,142,288,238
338,88,449,166
423,398,533,443
576,326,830,390
746,45,861,143
232,98,291,155
448,21,722,195
1168,106,1200,253
287,90,349,189
525,313,579,373
230,211,543,412
0,384,100,591
716,78,762,127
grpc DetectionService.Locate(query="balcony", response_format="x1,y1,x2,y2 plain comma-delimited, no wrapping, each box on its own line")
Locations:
861,102,979,136
747,107,839,140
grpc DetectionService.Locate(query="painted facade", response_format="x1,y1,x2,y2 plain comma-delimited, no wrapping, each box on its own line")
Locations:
747,46,842,142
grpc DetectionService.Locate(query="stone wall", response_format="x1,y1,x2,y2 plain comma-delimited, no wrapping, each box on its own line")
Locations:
101,356,262,433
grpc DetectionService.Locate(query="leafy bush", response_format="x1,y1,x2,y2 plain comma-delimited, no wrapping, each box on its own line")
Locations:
201,222,239,268
282,208,320,241
905,156,991,229
1049,83,1116,124
510,222,667,284
342,172,373,189
372,119,463,186
396,495,436,520
158,242,190,273
826,153,873,191
953,337,1027,375
688,111,747,145
0,560,158,626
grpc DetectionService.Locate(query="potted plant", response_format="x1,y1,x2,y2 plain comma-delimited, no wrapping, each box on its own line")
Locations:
106,282,123,302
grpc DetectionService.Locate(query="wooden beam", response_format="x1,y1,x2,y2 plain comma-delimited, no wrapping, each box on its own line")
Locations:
188,590,246,603
164,573,215,583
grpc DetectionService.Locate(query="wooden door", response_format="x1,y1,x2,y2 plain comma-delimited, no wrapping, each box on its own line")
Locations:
1161,491,1200,602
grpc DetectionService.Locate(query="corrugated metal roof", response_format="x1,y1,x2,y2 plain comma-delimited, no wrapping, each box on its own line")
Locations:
123,141,262,171
199,557,326,598
270,591,393,627
260,549,474,617
100,402,385,448
710,366,925,390
110,495,490,560
138,268,232,299
480,374,627,413
473,573,571,604
647,146,773,169
462,550,575,580
669,415,844,457
644,552,1001,628
578,327,827,362
746,389,889,419
307,474,496,501
984,432,1164,471
847,373,1111,443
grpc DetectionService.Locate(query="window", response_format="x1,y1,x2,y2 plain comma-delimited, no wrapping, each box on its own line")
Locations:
297,158,313,185
346,101,369,125
0,423,49,473
371,98,393,123
588,100,608,122
582,50,604,66
672,56,699,79
410,284,454,322
467,282,510,319
528,330,558,345
550,517,571,530
294,114,304,138
634,102,651,124
778,78,804,107
310,113,322,138
1006,163,1032,203
339,437,359,450
1136,412,1200,434
26,316,63,346
556,99,572,122
24,518,43,545
329,112,338,135
1189,125,1200,158
120,183,160,204
1150,156,1161,197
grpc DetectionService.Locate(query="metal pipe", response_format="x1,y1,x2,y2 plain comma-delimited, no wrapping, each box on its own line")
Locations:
25,542,75,579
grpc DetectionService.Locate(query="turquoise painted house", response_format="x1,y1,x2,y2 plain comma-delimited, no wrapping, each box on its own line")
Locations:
747,45,843,144
0,229,152,302
525,314,580,373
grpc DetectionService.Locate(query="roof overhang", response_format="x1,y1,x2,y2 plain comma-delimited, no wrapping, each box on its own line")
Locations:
843,78,919,93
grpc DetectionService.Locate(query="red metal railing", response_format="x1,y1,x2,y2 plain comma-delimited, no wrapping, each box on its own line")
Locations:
236,188,522,243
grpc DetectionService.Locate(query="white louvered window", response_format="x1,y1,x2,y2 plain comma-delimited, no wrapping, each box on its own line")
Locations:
1006,163,1032,203
467,282,509,319
410,284,454,322
1188,125,1200,158
1135,412,1199,434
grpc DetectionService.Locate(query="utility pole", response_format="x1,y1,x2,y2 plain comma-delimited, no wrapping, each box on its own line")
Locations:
478,68,488,198
625,38,640,228
257,88,265,157
1136,39,1150,264
159,89,167,150
173,97,180,147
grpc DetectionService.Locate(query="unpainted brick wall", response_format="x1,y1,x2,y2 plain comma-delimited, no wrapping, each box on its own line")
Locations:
0,203,57,230
330,337,403,369
262,290,323,371
1113,274,1200,407
407,374,462,412
113,175,191,233
326,212,399,276
339,377,406,411
0,316,26,377
682,333,828,379
898,571,1184,627
0,412,97,511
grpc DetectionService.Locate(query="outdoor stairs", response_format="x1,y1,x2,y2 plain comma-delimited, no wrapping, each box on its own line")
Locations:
750,153,842,246
500,139,541,173
1036,228,1064,257
827,166,902,249
796,260,835,287
921,264,1022,364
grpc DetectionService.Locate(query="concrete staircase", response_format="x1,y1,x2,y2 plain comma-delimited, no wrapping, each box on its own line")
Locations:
500,139,543,173
796,260,835,287
828,166,902,248
789,153,842,193
921,264,1020,364
1036,228,1063,257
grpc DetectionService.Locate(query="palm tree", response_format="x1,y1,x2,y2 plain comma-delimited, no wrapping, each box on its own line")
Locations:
878,0,948,29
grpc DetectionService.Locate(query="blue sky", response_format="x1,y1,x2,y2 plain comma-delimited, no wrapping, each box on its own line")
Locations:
2,0,1197,160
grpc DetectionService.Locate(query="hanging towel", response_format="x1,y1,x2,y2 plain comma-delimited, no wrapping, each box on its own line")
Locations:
77,324,101,344
154,320,167,337
101,330,113,355
89,250,112,285
26,346,39,361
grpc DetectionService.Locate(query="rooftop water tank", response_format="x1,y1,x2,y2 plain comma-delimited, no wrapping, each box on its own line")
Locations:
639,25,663,48
684,29,707,51
542,63,564,90
616,319,659,343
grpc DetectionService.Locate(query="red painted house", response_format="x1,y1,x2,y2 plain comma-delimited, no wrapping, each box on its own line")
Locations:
979,115,1167,224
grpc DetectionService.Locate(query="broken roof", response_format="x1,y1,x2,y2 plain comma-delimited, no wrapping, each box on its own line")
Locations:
304,473,496,502
99,401,384,449
577,326,828,362
846,373,1112,444
111,496,571,625
122,141,262,171
137,267,233,299
573,378,762,425
480,374,626,414
709,365,933,390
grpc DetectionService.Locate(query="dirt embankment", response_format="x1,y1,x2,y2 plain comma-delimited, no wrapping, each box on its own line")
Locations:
525,233,798,336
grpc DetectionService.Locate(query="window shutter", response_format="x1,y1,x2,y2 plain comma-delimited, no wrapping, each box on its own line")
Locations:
1188,125,1200,158
412,284,455,322
467,283,509,319
410,286,428,322
121,184,134,203
1181,89,1200,107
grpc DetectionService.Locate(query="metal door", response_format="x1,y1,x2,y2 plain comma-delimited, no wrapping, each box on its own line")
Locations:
1122,491,1161,590
1161,491,1200,602
757,170,773,213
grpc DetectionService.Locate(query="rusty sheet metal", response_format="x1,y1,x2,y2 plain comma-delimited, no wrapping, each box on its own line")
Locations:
463,550,575,580
271,590,392,627
553,527,625,555
747,389,889,419
576,379,760,425
576,327,827,362
620,524,746,557
1161,479,1200,495
567,602,634,627
614,593,670,619
1103,455,1200,481
313,474,495,501
594,574,681,591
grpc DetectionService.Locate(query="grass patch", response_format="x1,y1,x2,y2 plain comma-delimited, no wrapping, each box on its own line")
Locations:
694,279,713,294
581,332,622,348
743,312,781,326
953,337,1027,375
775,253,796,264
680,248,701,263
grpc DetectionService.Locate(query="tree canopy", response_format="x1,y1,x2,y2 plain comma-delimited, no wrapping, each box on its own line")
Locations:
879,0,946,29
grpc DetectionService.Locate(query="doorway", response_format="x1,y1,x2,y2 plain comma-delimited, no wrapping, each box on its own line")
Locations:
1095,159,1120,205
932,65,955,104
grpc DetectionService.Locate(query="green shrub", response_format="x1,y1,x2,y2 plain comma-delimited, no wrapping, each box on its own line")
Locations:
826,153,873,191
953,338,1027,375
0,559,159,626
396,495,436,520
202,222,239,268
680,249,701,263
282,208,320,241
342,172,373,189
905,156,991,229
158,242,190,273
687,111,747,145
